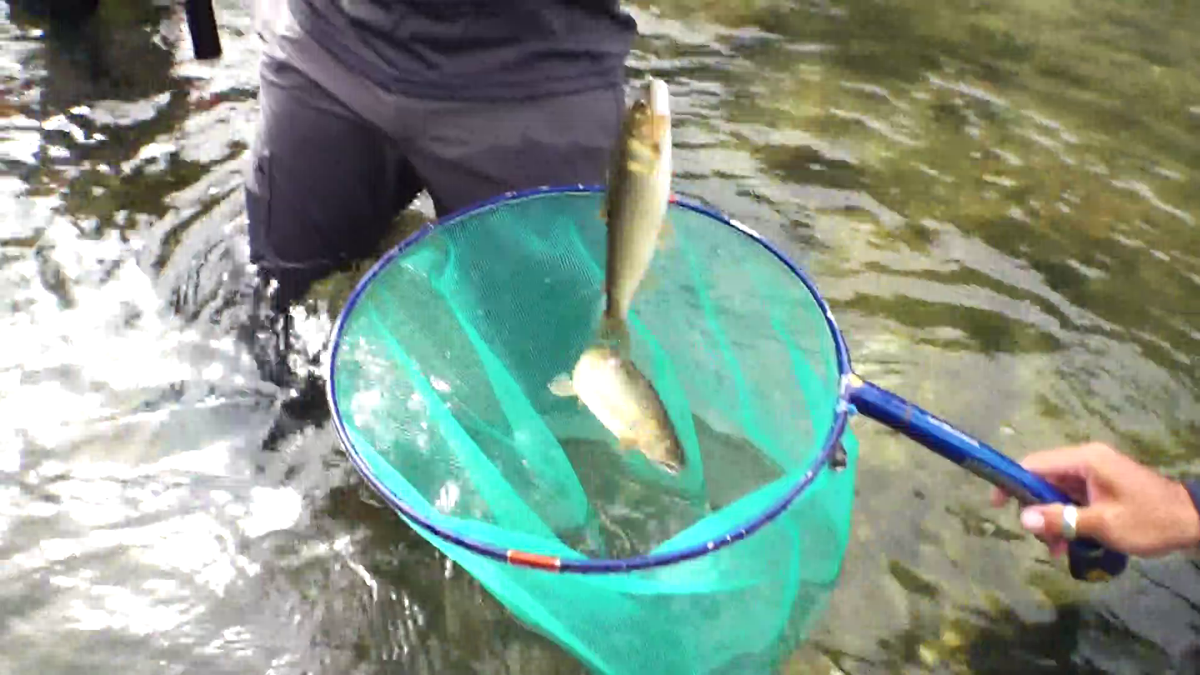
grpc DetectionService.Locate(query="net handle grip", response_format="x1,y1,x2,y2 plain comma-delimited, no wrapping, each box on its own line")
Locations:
845,374,1129,582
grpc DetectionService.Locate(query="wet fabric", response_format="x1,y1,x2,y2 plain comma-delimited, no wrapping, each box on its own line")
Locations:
288,0,637,101
245,0,628,306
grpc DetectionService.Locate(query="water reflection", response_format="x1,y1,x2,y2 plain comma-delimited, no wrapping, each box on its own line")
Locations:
2,0,1200,673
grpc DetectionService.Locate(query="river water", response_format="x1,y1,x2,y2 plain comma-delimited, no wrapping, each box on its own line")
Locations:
2,1,1199,673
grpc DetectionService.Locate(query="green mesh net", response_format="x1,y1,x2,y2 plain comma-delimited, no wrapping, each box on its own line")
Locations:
328,188,859,675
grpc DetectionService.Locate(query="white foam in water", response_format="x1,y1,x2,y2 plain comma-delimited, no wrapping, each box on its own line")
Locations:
0,202,299,661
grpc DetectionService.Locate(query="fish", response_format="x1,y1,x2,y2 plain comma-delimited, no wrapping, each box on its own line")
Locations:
548,78,685,475
597,76,674,348
549,345,685,474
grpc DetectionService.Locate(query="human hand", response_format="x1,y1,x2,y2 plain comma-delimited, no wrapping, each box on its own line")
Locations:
991,442,1200,558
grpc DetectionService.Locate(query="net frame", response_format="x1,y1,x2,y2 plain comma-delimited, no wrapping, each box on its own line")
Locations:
325,184,855,574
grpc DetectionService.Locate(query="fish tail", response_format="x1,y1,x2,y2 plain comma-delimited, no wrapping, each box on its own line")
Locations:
598,313,632,355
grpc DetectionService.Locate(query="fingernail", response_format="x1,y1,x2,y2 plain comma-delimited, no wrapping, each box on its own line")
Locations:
1020,509,1045,533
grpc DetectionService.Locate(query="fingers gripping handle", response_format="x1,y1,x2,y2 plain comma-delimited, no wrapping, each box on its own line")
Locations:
845,375,1128,582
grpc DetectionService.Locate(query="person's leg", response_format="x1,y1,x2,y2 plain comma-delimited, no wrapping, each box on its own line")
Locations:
245,53,423,308
403,84,626,216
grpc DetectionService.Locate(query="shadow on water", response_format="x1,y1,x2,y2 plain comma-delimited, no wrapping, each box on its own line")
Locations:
797,535,1200,674
817,602,1156,674
225,470,591,675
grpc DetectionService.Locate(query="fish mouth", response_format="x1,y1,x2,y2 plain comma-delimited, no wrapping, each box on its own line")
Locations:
658,460,682,475
643,78,671,143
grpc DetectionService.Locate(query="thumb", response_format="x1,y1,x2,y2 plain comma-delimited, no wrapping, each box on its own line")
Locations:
1019,503,1105,541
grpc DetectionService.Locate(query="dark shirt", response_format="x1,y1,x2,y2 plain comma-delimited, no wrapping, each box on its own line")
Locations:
288,0,638,101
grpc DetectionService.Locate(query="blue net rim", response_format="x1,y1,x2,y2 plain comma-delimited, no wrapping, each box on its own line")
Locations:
325,184,856,573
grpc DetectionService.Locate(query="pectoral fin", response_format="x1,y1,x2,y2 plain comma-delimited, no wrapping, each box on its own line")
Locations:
548,373,576,398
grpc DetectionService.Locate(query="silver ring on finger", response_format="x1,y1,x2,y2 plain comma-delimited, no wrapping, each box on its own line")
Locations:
1062,505,1078,541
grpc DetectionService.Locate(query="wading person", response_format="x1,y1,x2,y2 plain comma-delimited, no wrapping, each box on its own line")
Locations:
247,0,639,308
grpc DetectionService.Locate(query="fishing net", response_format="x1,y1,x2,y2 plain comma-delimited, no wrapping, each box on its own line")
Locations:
327,187,859,675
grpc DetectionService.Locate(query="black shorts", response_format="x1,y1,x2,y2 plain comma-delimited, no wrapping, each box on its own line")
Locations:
244,52,625,306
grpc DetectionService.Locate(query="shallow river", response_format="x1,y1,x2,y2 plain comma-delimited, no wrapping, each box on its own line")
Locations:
3,0,1199,673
